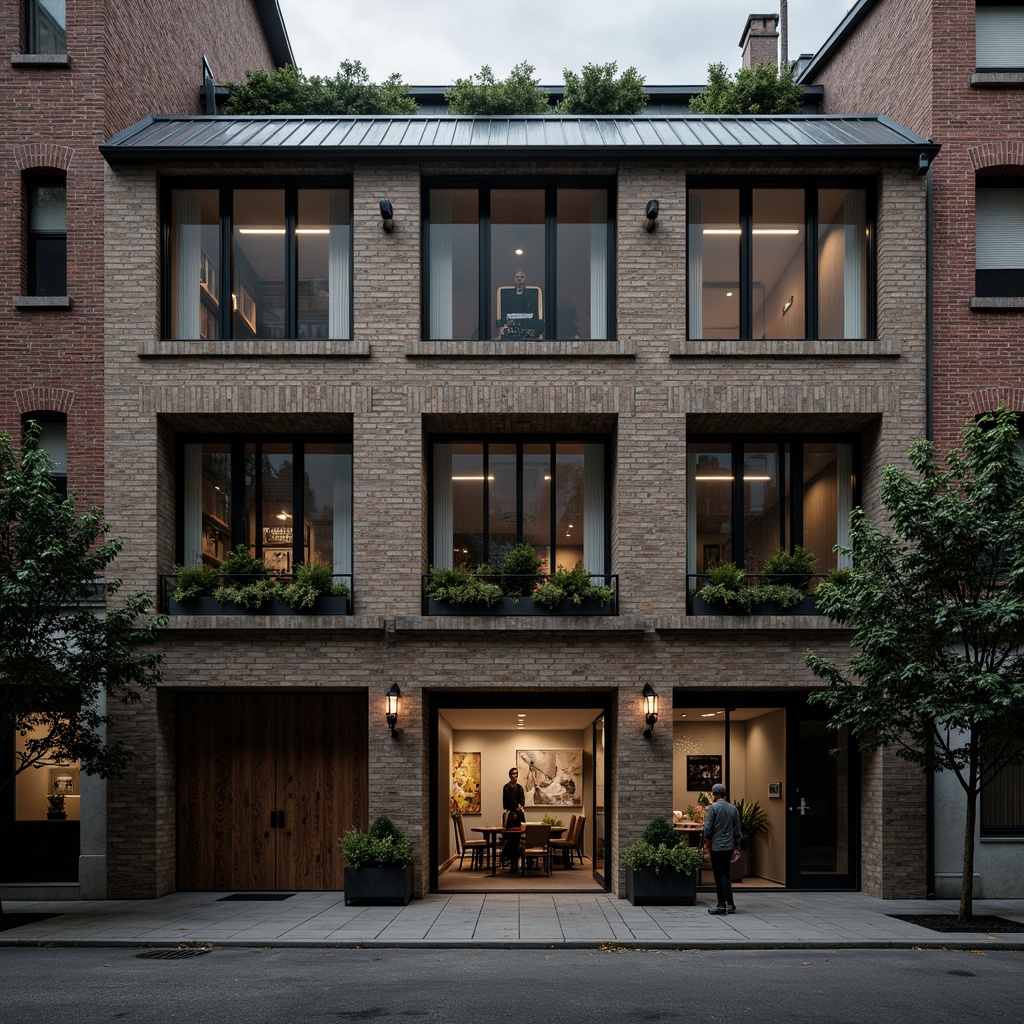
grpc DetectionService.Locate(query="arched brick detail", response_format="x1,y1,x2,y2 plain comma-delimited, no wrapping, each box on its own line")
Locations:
966,387,1024,417
12,143,75,173
14,387,76,415
968,141,1024,174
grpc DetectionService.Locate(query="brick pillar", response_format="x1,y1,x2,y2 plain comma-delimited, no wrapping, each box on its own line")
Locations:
740,14,779,69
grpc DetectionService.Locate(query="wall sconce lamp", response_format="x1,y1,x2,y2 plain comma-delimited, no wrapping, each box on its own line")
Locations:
385,683,400,737
781,294,794,317
642,682,659,739
379,198,395,233
643,199,660,233
917,152,930,176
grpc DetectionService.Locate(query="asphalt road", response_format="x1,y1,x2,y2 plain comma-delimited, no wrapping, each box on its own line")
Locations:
0,947,1020,1023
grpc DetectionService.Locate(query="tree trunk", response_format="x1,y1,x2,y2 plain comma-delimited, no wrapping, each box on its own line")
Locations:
959,765,979,922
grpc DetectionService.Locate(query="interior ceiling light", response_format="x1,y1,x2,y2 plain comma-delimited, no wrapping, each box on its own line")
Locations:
702,228,800,236
276,511,292,520
515,248,524,255
693,475,772,482
701,712,717,718
452,475,495,481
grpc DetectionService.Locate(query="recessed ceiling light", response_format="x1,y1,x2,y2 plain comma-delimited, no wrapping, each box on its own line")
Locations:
515,248,523,255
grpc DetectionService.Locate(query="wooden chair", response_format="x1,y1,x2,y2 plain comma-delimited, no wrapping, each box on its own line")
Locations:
452,812,486,870
520,822,552,875
549,814,578,869
569,814,586,866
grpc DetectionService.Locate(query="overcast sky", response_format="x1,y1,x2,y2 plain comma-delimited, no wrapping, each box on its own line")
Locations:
274,1,856,88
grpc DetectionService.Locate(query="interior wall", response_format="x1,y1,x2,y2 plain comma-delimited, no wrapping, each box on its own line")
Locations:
742,709,786,884
673,720,729,810
438,715,454,865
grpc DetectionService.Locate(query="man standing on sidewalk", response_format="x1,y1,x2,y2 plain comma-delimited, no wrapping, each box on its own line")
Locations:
703,783,742,915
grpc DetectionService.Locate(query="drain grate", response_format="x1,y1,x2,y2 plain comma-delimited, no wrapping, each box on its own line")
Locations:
137,947,212,960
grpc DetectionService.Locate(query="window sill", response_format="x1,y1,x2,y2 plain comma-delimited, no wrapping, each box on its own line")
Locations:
979,835,1024,843
393,614,651,634
162,612,386,631
655,614,849,631
970,296,1024,310
13,295,73,310
139,339,372,358
11,53,69,67
405,339,634,358
671,338,898,358
971,71,1024,87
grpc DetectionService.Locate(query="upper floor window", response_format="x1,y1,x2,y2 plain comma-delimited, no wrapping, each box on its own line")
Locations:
981,760,1024,836
430,438,609,575
26,0,65,55
22,413,67,497
687,437,857,581
167,184,351,340
976,179,1024,296
27,178,67,296
976,2,1024,70
178,436,352,578
688,182,872,341
424,182,615,341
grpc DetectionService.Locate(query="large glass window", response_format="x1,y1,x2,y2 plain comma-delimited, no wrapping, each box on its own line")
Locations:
179,437,352,579
425,182,615,341
26,0,65,54
976,179,1024,297
28,179,66,296
976,3,1024,70
431,439,608,574
982,761,1024,836
687,437,855,580
167,184,351,340
22,413,67,498
688,182,871,340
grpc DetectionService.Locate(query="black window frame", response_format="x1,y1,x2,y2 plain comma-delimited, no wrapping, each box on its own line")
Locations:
686,177,877,342
27,176,67,297
25,0,66,55
427,433,613,573
161,177,354,341
981,759,1024,838
421,177,617,342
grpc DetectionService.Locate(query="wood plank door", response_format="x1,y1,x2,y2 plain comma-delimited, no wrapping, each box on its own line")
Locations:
178,692,367,891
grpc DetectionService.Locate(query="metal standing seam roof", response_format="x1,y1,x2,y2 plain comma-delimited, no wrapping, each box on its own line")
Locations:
101,113,938,164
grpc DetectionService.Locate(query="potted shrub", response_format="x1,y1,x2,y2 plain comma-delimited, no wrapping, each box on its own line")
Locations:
46,794,67,820
731,798,770,880
757,546,818,613
213,546,283,612
692,561,750,614
425,564,503,614
168,562,220,614
531,563,616,614
622,816,703,906
340,815,414,906
492,542,544,600
283,560,350,614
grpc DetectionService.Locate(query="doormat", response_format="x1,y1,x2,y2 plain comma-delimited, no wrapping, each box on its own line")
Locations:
888,913,1024,933
217,893,297,902
0,913,59,932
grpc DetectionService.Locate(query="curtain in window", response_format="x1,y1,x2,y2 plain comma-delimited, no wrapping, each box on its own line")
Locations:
836,444,853,568
328,193,351,340
687,193,703,338
171,192,202,340
589,195,608,340
843,192,865,340
430,193,454,339
976,187,1024,270
432,443,453,568
333,454,353,577
583,443,605,574
182,444,203,566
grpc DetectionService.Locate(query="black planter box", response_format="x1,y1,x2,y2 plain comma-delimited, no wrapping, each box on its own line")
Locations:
343,864,414,906
624,865,698,906
168,594,349,615
427,596,612,616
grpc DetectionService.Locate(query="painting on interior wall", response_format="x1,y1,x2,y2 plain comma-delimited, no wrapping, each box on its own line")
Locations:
686,754,722,791
451,752,482,814
516,748,583,806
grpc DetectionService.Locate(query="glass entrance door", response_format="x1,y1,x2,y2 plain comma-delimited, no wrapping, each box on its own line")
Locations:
785,708,857,888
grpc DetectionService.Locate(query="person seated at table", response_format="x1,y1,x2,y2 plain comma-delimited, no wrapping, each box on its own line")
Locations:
501,767,525,869
496,268,543,339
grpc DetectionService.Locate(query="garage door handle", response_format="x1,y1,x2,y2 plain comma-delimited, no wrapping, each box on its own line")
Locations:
269,810,285,829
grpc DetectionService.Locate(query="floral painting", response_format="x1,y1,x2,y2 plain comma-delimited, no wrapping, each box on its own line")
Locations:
451,751,482,814
516,748,583,807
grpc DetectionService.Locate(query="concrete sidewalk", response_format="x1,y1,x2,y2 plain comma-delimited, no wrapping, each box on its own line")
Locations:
2,890,1023,949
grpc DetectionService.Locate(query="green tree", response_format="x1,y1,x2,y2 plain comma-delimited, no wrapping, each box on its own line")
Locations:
445,62,549,115
805,409,1024,923
690,61,802,115
224,61,418,115
558,61,647,115
0,425,165,914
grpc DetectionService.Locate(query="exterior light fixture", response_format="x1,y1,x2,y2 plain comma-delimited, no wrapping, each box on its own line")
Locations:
643,199,660,233
385,683,400,736
642,682,659,739
379,198,394,233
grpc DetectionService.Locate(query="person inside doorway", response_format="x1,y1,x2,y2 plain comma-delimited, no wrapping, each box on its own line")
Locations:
496,268,543,339
703,782,741,915
501,767,526,870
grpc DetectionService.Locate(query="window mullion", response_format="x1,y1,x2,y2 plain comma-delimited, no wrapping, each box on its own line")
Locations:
546,188,557,339
806,189,818,341
740,189,753,340
480,190,491,343
221,188,232,340
285,189,297,339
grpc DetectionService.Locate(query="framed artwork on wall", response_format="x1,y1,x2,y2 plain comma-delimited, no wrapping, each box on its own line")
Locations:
686,754,723,791
516,748,582,807
451,751,482,814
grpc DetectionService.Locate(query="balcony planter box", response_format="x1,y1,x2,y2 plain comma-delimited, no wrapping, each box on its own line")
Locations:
167,596,223,615
624,865,698,906
343,864,414,906
691,595,744,616
311,593,350,615
427,596,612,616
750,596,818,616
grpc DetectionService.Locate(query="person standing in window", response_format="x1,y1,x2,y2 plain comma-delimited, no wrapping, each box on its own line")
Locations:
703,782,742,915
501,767,526,870
496,268,543,339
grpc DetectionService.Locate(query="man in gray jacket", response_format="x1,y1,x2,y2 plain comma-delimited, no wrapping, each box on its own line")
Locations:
703,783,742,915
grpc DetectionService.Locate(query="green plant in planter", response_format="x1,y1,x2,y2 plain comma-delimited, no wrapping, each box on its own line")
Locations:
694,561,750,611
621,817,703,875
339,815,413,868
531,563,615,610
171,562,219,601
541,814,563,827
426,564,503,607
214,546,276,609
491,542,543,598
733,798,770,850
46,793,66,817
760,545,817,592
283,560,349,612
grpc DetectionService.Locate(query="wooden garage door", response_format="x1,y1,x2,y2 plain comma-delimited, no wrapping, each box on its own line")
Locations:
177,692,368,891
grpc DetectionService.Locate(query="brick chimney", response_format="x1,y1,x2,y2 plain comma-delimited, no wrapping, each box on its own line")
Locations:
740,14,779,68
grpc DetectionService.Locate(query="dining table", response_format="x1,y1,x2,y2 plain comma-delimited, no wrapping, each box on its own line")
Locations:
471,824,568,875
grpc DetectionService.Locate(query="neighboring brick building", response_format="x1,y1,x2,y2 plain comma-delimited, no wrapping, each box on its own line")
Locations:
93,109,935,902
0,0,290,898
799,0,1024,901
